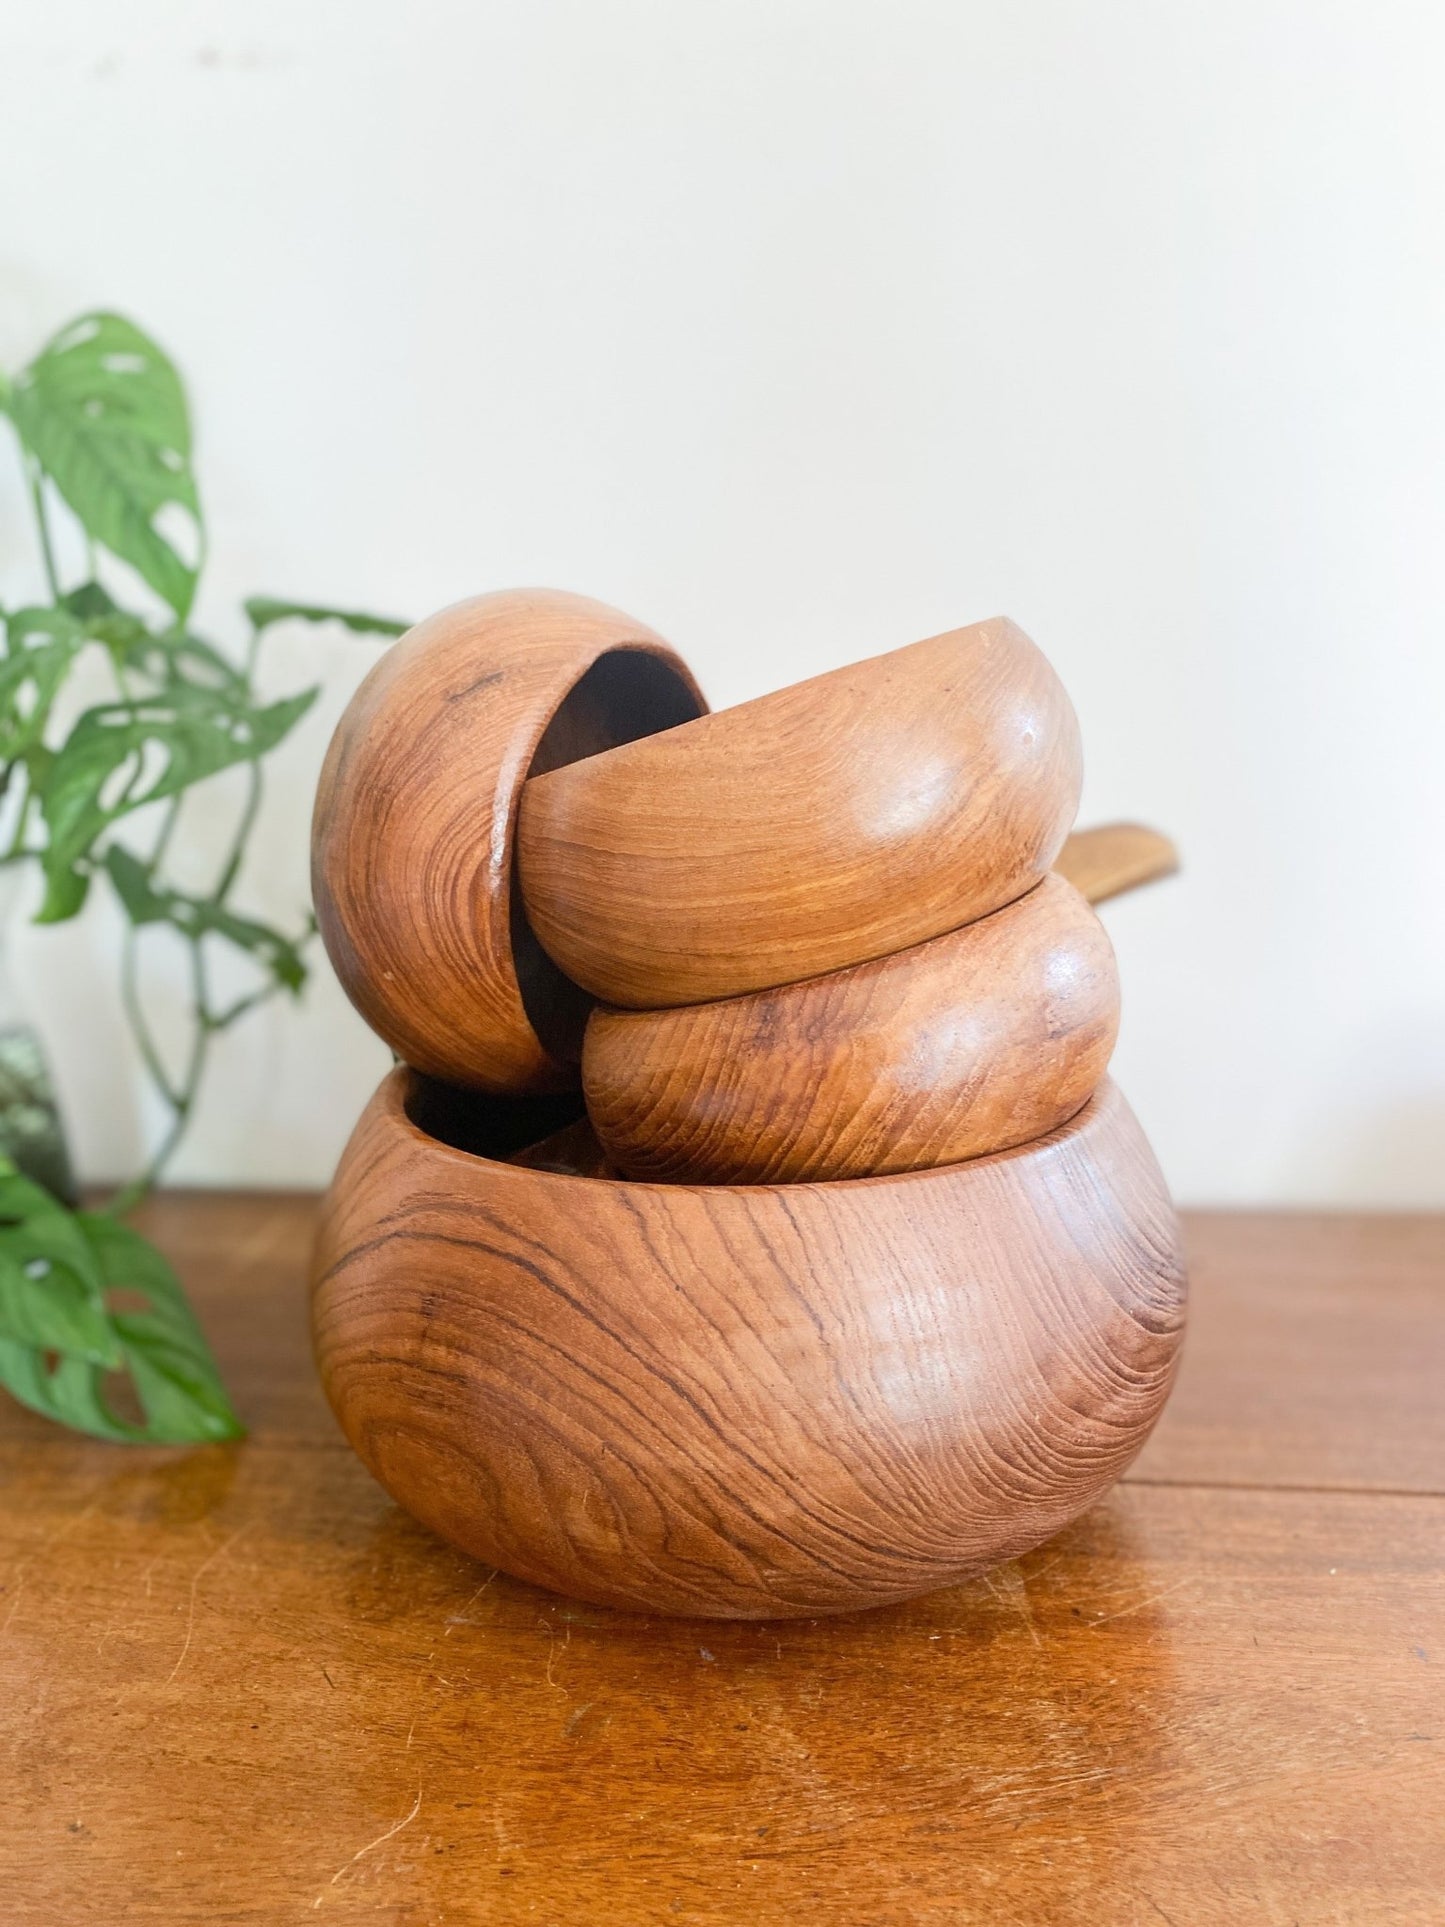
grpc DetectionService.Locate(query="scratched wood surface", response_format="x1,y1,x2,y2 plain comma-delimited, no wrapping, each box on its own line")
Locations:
1,1198,1441,1925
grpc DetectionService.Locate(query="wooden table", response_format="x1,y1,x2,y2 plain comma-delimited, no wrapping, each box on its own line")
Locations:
2,1201,1441,1924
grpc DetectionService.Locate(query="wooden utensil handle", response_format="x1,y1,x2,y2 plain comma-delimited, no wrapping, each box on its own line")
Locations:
1055,823,1178,905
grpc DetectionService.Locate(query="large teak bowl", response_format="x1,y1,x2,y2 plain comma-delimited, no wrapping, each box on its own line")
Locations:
312,1069,1186,1618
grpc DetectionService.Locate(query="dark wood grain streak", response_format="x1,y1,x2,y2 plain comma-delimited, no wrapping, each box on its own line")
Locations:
583,874,1119,1183
312,1071,1185,1618
516,617,1083,1008
311,589,705,1092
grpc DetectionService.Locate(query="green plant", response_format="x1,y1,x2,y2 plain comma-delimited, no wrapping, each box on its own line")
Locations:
0,310,405,1443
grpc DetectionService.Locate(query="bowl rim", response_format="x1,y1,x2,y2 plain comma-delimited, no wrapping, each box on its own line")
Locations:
387,1062,1115,1201
520,613,1017,782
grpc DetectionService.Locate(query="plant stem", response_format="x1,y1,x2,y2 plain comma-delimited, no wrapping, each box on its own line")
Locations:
3,788,36,862
147,794,182,874
212,762,262,904
118,923,179,1110
209,622,267,907
27,466,61,601
108,934,211,1216
110,794,189,1209
106,621,307,1215
105,1074,198,1215
209,974,287,1032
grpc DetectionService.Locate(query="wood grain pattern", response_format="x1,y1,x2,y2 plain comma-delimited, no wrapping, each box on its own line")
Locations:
507,1112,616,1178
2,1196,1442,1925
583,874,1119,1183
311,589,705,1092
1056,820,1178,905
312,1070,1184,1618
517,617,1083,1007
1133,1210,1445,1494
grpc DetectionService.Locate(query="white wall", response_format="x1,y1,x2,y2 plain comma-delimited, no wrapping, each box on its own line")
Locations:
3,0,1443,1205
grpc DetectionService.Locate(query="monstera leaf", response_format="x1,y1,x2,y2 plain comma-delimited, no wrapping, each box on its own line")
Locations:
0,1162,241,1443
0,606,86,764
36,682,317,921
244,596,408,638
0,1163,117,1365
104,845,310,996
5,313,202,618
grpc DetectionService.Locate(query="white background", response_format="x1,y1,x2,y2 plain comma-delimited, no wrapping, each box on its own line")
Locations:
2,0,1442,1204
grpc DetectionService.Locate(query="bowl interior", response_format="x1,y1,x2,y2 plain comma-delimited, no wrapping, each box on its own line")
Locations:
511,645,705,1062
404,1073,586,1162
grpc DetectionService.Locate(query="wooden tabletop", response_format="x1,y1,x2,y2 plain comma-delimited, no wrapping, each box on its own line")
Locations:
2,1198,1441,1925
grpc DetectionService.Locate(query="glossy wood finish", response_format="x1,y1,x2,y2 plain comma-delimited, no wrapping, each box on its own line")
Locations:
312,1070,1183,1618
4,1198,1441,1925
584,874,1119,1183
1056,820,1179,905
518,617,1083,1007
311,589,705,1092
507,1112,615,1178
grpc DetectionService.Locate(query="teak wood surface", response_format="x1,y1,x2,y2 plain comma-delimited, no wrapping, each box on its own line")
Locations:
312,590,705,1093
1054,820,1179,905
583,874,1120,1183
314,1074,1180,1615
3,1200,1441,1924
517,617,1083,1008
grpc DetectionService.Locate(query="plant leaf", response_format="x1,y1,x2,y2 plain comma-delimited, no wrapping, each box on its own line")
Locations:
78,1213,243,1442
0,606,87,763
35,684,317,922
0,1252,117,1363
88,608,248,700
100,843,170,923
61,579,120,621
186,901,309,994
7,313,202,618
34,866,88,924
0,1162,117,1366
0,1174,243,1443
152,632,249,696
0,1341,134,1438
103,845,310,994
244,596,408,638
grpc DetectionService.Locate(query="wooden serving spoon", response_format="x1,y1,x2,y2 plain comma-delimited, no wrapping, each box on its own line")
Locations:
1055,822,1179,906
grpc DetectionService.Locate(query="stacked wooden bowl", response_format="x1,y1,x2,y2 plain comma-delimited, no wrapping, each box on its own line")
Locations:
312,590,1185,1619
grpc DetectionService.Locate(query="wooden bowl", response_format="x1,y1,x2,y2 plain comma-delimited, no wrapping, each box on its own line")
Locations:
312,1068,1186,1619
583,874,1119,1184
311,590,705,1092
517,616,1083,1008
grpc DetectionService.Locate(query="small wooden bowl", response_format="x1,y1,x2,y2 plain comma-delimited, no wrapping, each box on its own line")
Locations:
517,616,1082,1008
312,1068,1186,1619
311,590,705,1092
583,874,1119,1184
